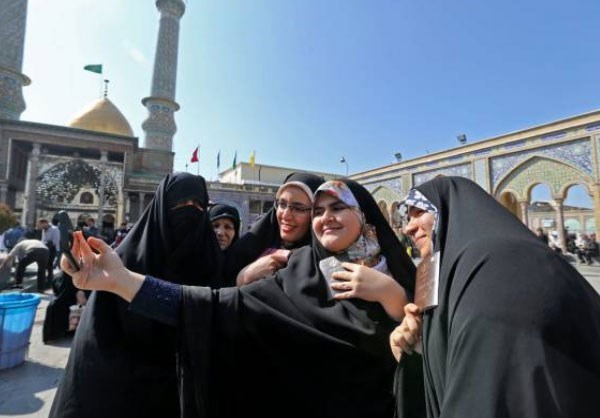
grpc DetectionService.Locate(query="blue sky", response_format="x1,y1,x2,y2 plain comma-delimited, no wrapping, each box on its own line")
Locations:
20,0,600,206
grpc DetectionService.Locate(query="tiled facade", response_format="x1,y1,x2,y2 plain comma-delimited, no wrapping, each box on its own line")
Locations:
353,110,600,250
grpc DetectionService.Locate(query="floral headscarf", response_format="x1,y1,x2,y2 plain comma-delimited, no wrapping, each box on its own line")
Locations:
400,188,440,244
315,180,381,266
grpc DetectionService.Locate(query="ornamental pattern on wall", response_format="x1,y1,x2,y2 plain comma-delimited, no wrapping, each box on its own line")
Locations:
413,163,472,186
490,138,592,189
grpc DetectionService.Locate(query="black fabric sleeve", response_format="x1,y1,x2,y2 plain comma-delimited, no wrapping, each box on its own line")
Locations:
129,275,182,326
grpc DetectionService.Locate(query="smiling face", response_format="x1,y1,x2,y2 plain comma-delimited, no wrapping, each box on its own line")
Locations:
275,186,313,246
403,206,436,258
312,193,363,252
212,218,236,250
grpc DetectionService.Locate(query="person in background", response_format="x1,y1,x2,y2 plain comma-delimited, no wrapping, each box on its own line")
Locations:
223,172,325,287
111,222,129,249
209,204,240,252
84,217,99,238
0,232,49,291
392,176,600,418
3,222,25,251
38,218,60,286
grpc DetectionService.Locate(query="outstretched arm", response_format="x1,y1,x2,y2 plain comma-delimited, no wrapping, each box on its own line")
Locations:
61,231,145,302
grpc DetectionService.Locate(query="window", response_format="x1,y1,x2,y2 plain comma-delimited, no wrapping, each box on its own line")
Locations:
80,192,94,204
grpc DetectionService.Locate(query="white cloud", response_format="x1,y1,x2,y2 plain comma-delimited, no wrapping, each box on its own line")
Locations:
121,39,150,67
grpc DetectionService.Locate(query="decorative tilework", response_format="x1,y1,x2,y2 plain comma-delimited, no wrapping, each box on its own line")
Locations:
503,140,526,150
495,156,587,198
490,138,592,189
413,163,472,186
474,159,488,191
541,132,566,141
364,178,403,197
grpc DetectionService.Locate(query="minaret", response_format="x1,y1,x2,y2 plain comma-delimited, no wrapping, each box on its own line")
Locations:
0,0,31,120
141,0,186,151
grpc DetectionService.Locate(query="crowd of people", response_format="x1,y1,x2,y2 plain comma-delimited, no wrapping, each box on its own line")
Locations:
2,172,599,417
535,227,599,264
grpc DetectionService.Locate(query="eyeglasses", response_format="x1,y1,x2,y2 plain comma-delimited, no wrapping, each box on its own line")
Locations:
274,200,312,216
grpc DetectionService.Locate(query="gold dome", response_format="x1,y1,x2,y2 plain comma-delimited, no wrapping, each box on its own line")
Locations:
68,97,134,137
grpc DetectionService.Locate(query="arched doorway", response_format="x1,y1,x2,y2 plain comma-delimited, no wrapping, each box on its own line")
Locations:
378,201,389,223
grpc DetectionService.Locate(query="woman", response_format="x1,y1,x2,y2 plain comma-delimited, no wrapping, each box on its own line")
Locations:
392,176,600,418
224,171,325,286
209,203,241,252
50,173,223,418
62,179,418,418
42,270,90,343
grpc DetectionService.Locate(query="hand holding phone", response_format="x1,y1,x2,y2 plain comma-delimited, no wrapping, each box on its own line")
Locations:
58,210,80,271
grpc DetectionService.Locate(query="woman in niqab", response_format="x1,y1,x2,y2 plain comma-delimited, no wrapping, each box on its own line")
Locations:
62,179,420,418
50,172,222,418
393,176,600,418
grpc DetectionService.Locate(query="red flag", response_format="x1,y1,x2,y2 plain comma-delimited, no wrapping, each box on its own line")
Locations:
191,146,199,163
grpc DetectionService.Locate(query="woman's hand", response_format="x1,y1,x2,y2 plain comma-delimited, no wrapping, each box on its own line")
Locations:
390,303,423,362
236,249,290,286
330,262,394,302
331,262,408,321
61,231,145,302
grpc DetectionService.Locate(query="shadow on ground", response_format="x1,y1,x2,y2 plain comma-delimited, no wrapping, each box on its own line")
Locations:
0,359,65,415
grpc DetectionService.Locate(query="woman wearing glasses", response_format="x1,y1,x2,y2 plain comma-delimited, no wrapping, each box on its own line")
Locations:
223,171,325,286
60,178,420,418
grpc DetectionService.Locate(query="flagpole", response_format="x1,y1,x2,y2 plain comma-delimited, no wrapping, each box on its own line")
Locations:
197,143,200,176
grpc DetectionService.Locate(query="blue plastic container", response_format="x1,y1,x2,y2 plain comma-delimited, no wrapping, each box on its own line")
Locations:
0,292,41,370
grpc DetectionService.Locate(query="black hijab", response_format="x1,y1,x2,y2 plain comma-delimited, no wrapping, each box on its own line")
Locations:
208,203,241,249
177,178,419,418
405,176,600,418
50,173,223,418
222,171,325,285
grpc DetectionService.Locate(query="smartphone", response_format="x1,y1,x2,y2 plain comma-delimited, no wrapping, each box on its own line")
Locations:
319,254,351,297
57,210,79,271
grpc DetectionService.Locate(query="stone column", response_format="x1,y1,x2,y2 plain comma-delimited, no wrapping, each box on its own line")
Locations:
553,197,567,252
591,183,600,236
141,0,186,151
518,200,529,228
0,0,31,120
24,143,40,227
125,192,131,223
138,192,146,219
116,187,125,226
0,183,8,203
97,151,108,223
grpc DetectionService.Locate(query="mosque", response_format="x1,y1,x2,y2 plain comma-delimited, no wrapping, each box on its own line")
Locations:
0,0,183,237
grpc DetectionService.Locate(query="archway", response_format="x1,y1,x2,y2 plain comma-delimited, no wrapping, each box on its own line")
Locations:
378,201,390,223
563,183,594,236
527,183,555,232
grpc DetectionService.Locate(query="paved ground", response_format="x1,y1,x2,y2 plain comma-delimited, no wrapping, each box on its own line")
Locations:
0,260,599,418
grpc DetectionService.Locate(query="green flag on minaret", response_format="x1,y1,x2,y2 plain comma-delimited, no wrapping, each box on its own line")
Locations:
84,64,103,74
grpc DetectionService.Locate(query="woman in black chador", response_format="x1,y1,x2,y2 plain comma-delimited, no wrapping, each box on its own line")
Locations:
50,173,222,418
61,179,422,418
222,171,325,286
393,176,600,418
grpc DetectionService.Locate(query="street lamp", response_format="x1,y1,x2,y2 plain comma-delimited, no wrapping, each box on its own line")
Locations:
340,157,348,176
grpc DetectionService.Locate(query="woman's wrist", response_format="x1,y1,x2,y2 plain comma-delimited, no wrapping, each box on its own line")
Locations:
112,269,146,302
